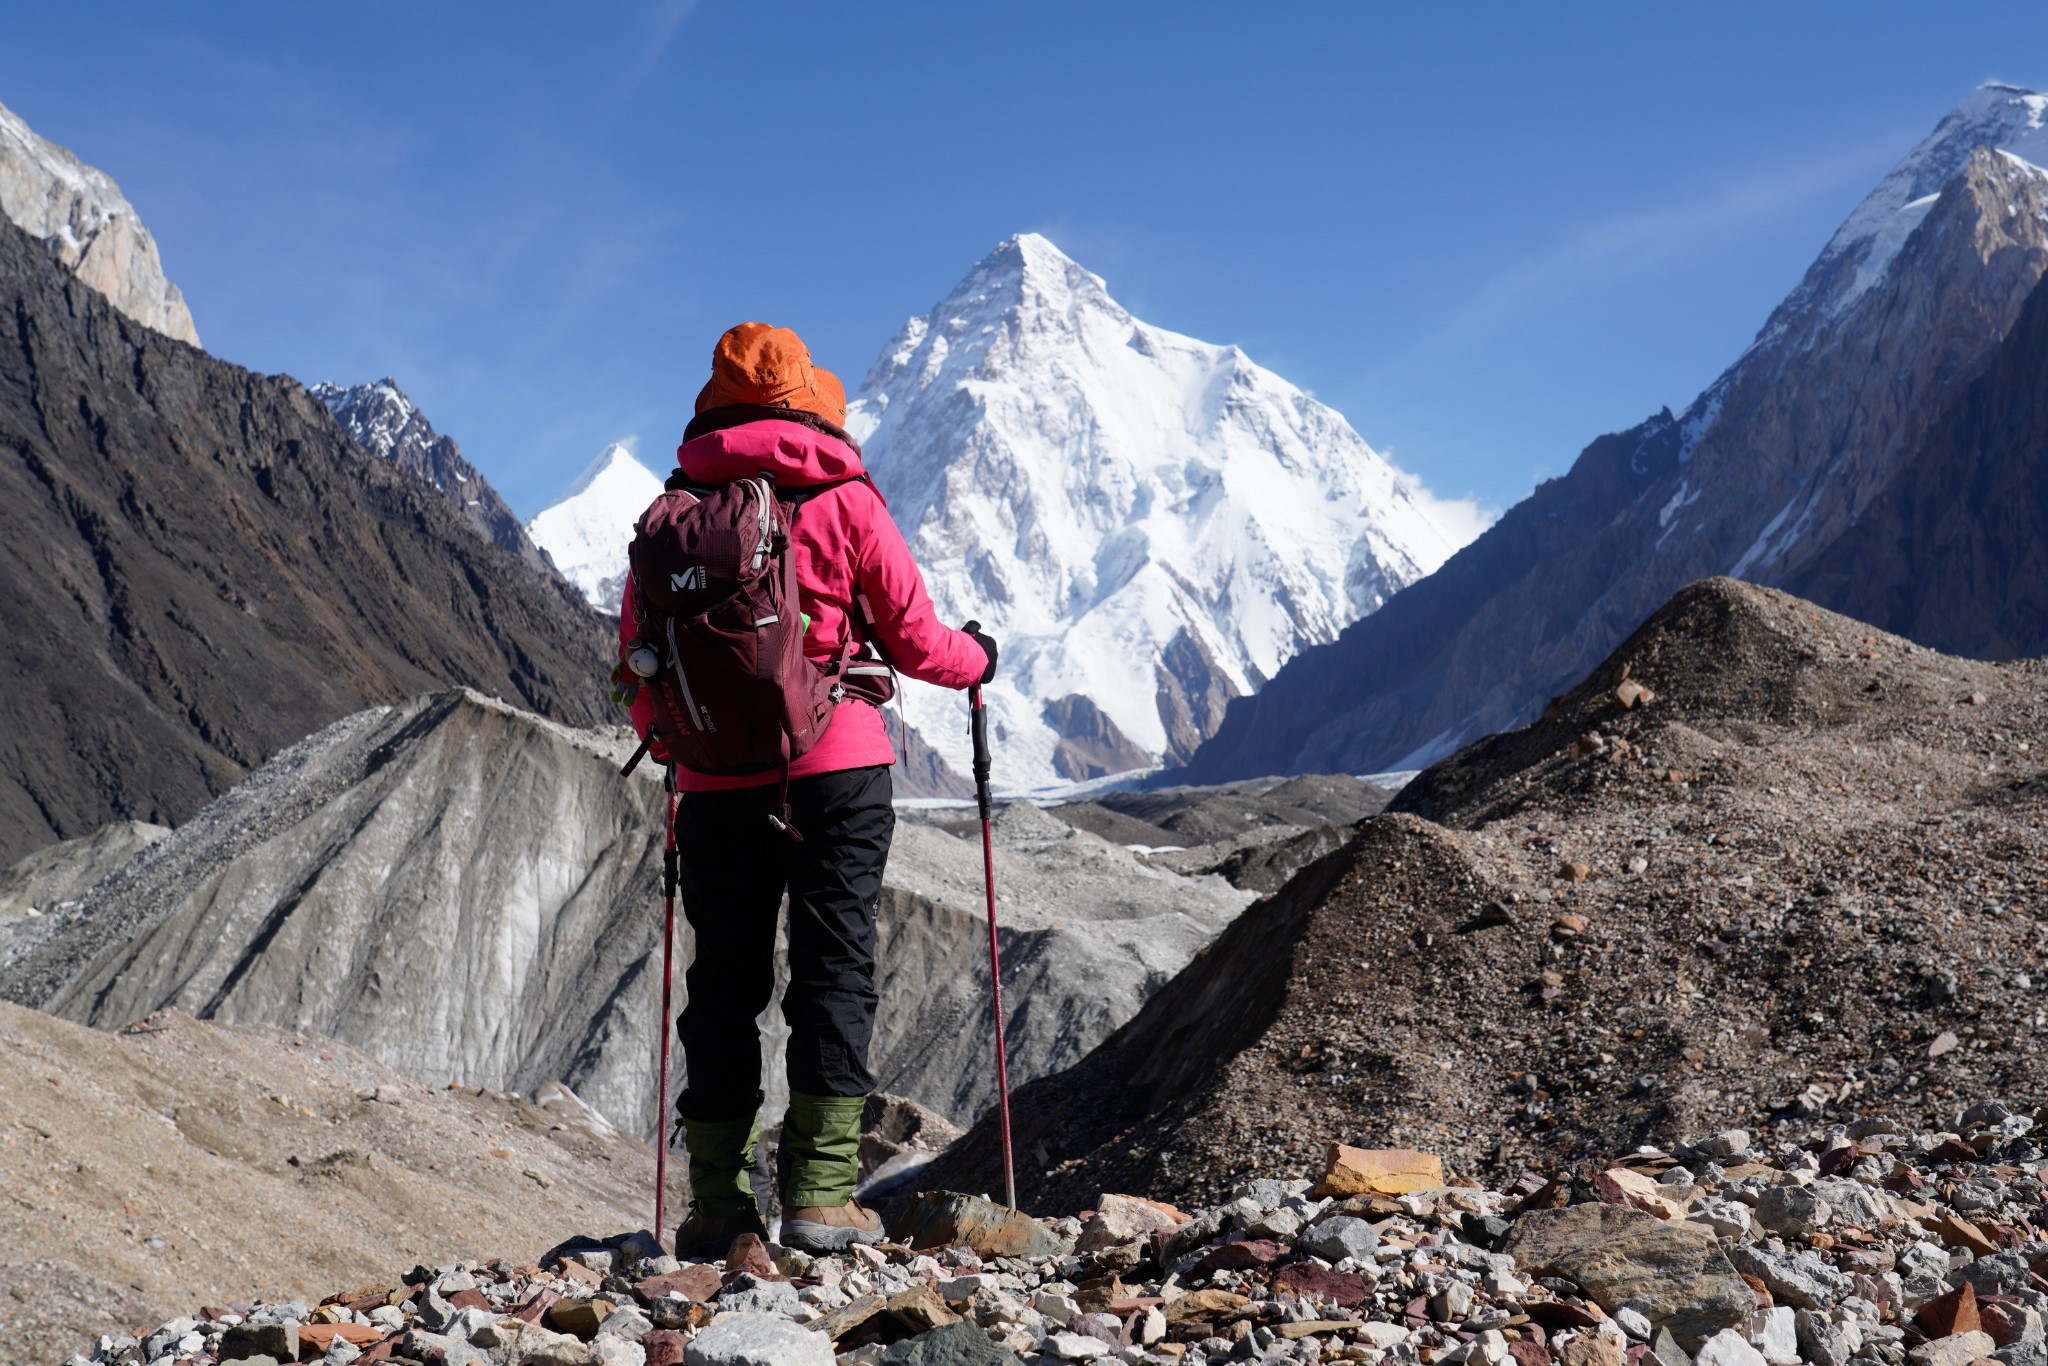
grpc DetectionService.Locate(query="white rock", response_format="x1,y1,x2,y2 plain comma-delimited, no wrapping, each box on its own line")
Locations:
1359,1323,1412,1349
1696,1328,1768,1366
682,1312,833,1366
1045,1332,1112,1360
1032,1291,1080,1326
1748,1307,1798,1364
1908,1331,1997,1366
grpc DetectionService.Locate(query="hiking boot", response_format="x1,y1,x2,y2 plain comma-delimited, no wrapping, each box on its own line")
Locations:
673,1205,768,1261
780,1199,886,1253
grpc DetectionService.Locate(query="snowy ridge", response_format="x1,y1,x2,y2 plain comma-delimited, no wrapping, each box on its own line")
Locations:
0,98,200,346
313,378,547,568
1788,83,2048,323
526,443,664,610
849,233,1484,790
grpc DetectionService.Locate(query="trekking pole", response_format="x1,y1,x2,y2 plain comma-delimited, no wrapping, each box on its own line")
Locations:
968,683,1018,1209
655,769,680,1235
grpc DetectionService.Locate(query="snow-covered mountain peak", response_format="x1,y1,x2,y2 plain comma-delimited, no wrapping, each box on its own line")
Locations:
850,233,1484,790
526,443,664,610
1803,83,2048,319
312,377,548,568
310,378,421,462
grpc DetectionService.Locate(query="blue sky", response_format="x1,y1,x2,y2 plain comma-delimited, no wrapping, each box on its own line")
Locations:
3,3,2044,519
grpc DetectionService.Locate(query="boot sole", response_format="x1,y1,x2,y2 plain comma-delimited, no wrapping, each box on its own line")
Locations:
779,1218,886,1253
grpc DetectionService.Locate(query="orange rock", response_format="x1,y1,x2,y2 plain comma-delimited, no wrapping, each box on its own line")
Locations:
1592,1167,1687,1219
296,1324,383,1360
1614,679,1655,710
1919,1283,1982,1338
1926,1213,1999,1257
1314,1144,1444,1198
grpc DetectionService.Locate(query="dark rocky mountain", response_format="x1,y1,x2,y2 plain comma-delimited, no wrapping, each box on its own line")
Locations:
929,578,2048,1213
0,217,611,864
311,378,549,570
1781,253,2048,657
1183,86,2048,783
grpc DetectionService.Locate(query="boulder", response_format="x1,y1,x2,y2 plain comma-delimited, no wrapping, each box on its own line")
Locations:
894,1192,1065,1259
1501,1204,1750,1350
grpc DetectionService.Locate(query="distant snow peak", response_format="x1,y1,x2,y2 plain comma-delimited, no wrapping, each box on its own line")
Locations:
852,232,1483,791
527,441,664,611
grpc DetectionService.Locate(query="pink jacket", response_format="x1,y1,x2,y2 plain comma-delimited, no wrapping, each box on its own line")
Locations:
618,419,987,791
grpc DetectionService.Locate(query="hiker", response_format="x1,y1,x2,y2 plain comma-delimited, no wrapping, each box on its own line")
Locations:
618,322,997,1258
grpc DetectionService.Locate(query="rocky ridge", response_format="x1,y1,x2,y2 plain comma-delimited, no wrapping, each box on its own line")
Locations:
54,1107,2048,1366
312,380,549,570
0,690,1251,1138
0,211,611,864
0,97,199,345
928,578,2047,1215
1185,84,2048,783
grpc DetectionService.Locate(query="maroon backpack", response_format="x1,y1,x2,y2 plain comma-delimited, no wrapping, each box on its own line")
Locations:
619,474,892,836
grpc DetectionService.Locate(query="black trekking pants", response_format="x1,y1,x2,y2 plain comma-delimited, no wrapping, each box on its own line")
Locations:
672,764,894,1123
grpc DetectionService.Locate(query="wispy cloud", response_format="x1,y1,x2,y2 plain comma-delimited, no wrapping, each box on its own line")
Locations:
1397,130,1914,362
618,0,699,98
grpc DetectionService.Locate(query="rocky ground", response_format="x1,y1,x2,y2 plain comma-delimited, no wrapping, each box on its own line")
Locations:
926,579,2047,1213
59,1106,2048,1366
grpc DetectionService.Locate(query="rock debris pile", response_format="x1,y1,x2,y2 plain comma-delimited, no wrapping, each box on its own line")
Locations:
71,1105,2048,1366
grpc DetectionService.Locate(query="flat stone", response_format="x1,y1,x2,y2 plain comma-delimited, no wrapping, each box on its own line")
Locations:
1501,1204,1751,1351
1273,1262,1369,1307
1359,1323,1411,1349
1315,1144,1444,1198
635,1267,722,1305
1164,1290,1251,1325
1911,1332,1999,1366
1278,1320,1363,1340
894,1192,1065,1260
877,1321,1022,1364
681,1313,833,1366
1042,1333,1110,1360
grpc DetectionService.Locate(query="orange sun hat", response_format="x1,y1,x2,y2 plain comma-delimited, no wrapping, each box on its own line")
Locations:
694,322,848,428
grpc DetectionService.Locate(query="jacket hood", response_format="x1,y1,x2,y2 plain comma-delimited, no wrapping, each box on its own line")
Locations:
674,418,875,493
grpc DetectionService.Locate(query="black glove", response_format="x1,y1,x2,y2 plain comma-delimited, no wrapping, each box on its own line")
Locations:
961,620,998,684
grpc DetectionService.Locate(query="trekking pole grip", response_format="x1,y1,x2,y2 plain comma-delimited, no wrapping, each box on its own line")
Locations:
969,684,993,821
